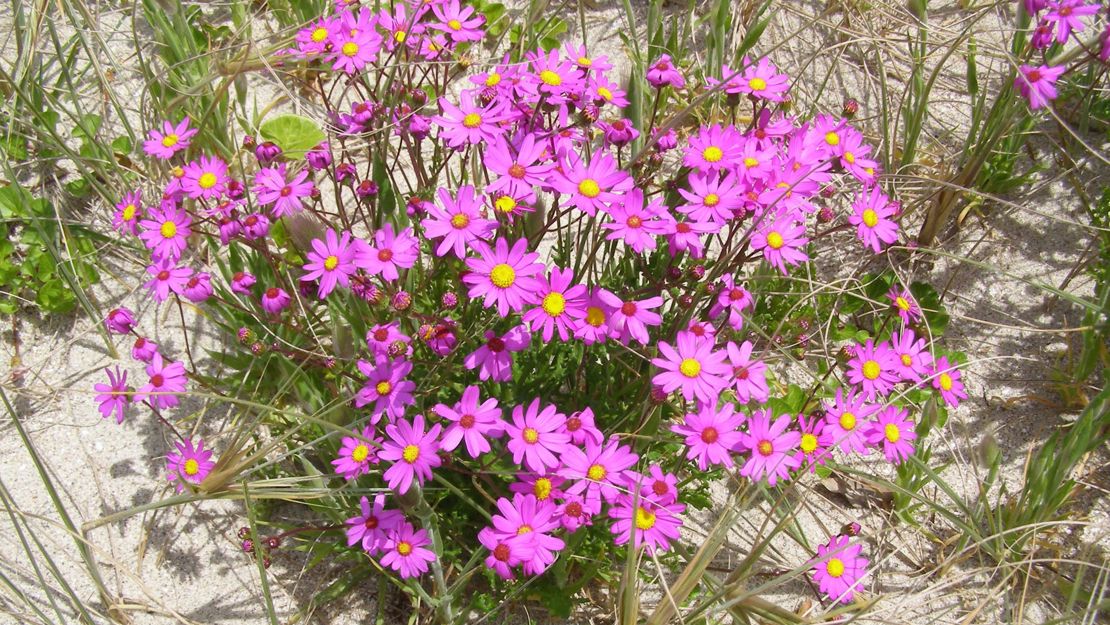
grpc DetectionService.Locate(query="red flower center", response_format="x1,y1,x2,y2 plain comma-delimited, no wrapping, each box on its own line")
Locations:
626,215,643,228
377,249,393,262
612,120,626,131
1027,69,1042,82
245,215,258,226
676,222,691,233
729,288,746,301
654,61,669,71
700,427,719,444
508,163,526,179
621,301,637,315
565,502,582,517
734,366,750,380
565,417,582,432
652,480,669,496
135,337,146,348
280,186,292,197
157,270,170,281
493,544,511,562
459,414,476,428
373,329,389,341
364,516,379,529
150,374,165,387
487,336,506,352
690,325,705,337
186,277,199,288
265,287,279,298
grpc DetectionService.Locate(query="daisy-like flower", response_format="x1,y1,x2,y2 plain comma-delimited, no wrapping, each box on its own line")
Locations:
345,494,403,555
823,388,878,455
667,220,717,259
165,438,215,493
522,266,589,342
646,53,685,89
260,286,290,314
181,155,228,201
132,336,157,362
1044,0,1100,43
573,287,616,345
561,407,604,447
751,209,809,275
709,273,754,331
478,527,535,580
795,414,834,470
144,258,193,303
430,0,484,41
505,398,570,475
484,133,555,202
929,356,968,408
381,523,437,579
739,410,802,486
887,286,923,325
366,322,411,358
143,117,198,160
684,124,742,174
849,186,899,253
556,494,597,532
603,189,674,254
551,150,633,216
380,414,443,494
329,27,382,74
737,56,790,102
181,272,213,303
432,91,510,149
599,293,663,346
358,224,419,281
837,131,881,184
812,535,869,603
609,495,685,555
464,325,531,382
846,339,900,400
670,402,746,470
651,333,731,405
355,356,415,419
294,16,339,56
632,464,680,506
489,494,565,575
462,237,545,316
331,425,382,480
253,165,315,218
865,406,917,464
434,385,505,458
137,353,187,410
94,366,130,424
889,329,933,382
527,47,585,103
560,436,639,506
677,171,744,224
114,191,142,235
138,202,192,262
725,340,770,404
423,185,496,258
590,75,630,108
1014,64,1067,110
105,307,135,334
302,228,358,298
509,473,566,504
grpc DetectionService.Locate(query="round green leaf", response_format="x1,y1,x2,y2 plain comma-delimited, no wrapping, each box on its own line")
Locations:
258,114,326,159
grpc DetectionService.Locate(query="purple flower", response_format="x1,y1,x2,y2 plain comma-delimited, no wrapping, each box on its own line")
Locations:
181,272,213,303
345,494,403,555
739,410,801,486
94,366,130,424
1014,64,1066,110
253,165,315,218
560,436,639,506
166,438,215,493
143,117,198,160
131,336,158,362
433,385,505,458
231,271,256,295
651,333,731,405
812,535,869,603
463,325,531,382
822,388,878,455
356,224,419,281
845,339,900,400
137,353,187,410
505,398,570,475
354,356,415,419
522,266,589,342
725,340,769,404
260,287,291,314
462,237,545,316
488,494,565,575
331,425,382,480
599,293,662,346
608,495,685,555
380,523,437,579
670,402,746,471
144,258,193,303
138,202,192,262
478,527,535,580
422,185,496,258
646,53,685,89
380,414,442,494
864,405,917,464
302,228,358,298
105,307,136,334
929,356,968,408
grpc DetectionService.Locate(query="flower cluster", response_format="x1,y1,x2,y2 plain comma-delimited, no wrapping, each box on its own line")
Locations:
1015,1,1108,110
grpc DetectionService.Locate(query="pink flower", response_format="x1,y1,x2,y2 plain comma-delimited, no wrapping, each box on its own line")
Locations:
560,436,639,506
181,272,213,303
599,292,662,345
358,224,419,281
737,56,790,102
94,366,130,424
462,237,545,316
181,155,228,201
677,171,744,224
253,165,315,218
144,258,193,303
667,220,716,258
751,209,809,275
483,133,555,202
631,464,680,506
380,523,437,578
131,336,158,362
812,535,869,603
609,495,685,555
521,266,588,342
590,75,629,107
725,340,770,404
165,438,215,493
366,322,411,358
556,494,596,533
889,329,933,382
849,186,899,253
846,339,900,400
105,307,136,334
331,425,382,480
431,0,485,42
671,402,746,470
603,189,674,253
561,407,604,446
379,414,443,494
573,287,616,345
354,356,415,419
432,91,510,149
929,356,967,408
684,124,742,174
231,271,255,295
646,53,685,89
795,414,834,471
739,410,801,485
822,388,878,455
329,27,382,74
422,185,496,258
505,398,570,475
143,117,197,160
887,286,923,325
651,333,731,405
302,228,358,298
509,473,566,504
864,405,917,464
113,190,142,235
242,212,271,239
837,130,880,184
710,274,753,330
138,202,192,262
434,385,505,458
1044,0,1100,43
345,494,403,555
1014,64,1066,110
463,325,531,382
137,353,187,410
261,286,290,314
489,494,565,575
551,149,633,216
478,527,535,579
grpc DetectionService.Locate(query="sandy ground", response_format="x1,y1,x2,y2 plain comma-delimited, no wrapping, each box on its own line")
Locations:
1,1,1107,624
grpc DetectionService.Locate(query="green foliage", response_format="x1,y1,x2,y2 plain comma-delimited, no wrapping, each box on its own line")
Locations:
259,114,326,159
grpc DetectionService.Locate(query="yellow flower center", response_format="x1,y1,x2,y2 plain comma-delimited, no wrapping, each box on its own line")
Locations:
160,221,177,239
485,72,501,86
197,172,217,189
843,151,856,164
402,444,420,463
577,56,592,66
587,464,607,481
462,113,482,128
825,131,840,146
541,292,566,316
766,231,784,250
862,209,879,228
748,77,767,91
324,255,339,271
494,196,517,213
516,524,533,535
757,440,773,456
376,381,392,396
679,358,701,378
341,41,360,57
634,506,656,530
578,179,601,198
534,478,552,500
450,213,470,229
522,427,539,444
447,19,462,30
800,433,818,454
161,133,179,148
489,263,516,288
394,30,407,43
703,193,720,207
397,541,413,555
896,296,911,311
122,204,137,221
183,458,200,476
901,354,913,366
702,146,723,162
597,86,613,101
826,557,845,577
171,166,185,178
743,157,759,169
939,373,953,391
586,306,605,327
884,423,901,443
862,360,881,380
539,70,562,86
352,444,369,463
311,27,329,42
839,412,856,431
865,167,875,175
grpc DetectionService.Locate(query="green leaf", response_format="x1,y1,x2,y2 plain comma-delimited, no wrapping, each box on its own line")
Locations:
910,281,950,336
259,114,326,159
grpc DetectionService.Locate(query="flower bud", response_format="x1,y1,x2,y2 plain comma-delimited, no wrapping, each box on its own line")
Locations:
238,327,253,344
241,539,254,553
840,522,862,537
817,206,835,224
441,291,458,308
237,527,251,540
842,98,859,117
356,180,379,199
391,291,412,311
241,135,256,149
255,141,282,165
